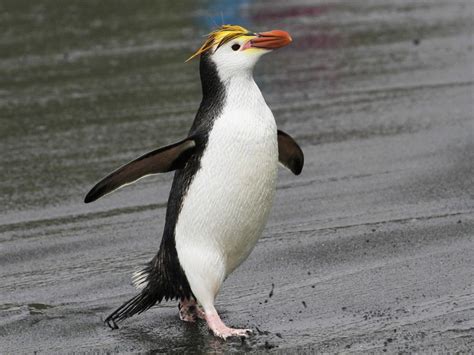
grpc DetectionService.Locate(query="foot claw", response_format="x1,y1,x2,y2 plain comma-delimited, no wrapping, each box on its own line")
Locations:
214,327,252,340
204,308,253,340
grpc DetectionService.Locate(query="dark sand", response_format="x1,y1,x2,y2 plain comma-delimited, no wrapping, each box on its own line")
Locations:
1,0,473,353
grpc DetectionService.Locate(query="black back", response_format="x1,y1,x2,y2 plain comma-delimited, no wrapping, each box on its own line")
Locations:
104,52,227,327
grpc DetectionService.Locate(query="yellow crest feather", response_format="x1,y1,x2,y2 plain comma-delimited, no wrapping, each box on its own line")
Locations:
186,25,254,62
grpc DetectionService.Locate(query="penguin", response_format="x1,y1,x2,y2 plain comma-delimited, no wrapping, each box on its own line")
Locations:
84,25,304,339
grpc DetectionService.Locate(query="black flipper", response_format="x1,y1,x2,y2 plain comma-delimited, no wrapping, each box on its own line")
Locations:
277,130,304,175
84,137,197,203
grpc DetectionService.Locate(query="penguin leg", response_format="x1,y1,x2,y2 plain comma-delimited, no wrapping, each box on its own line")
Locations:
178,298,205,322
203,306,252,340
177,248,251,339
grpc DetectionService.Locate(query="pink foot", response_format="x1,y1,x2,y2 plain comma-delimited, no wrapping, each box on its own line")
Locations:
205,310,252,340
178,298,205,322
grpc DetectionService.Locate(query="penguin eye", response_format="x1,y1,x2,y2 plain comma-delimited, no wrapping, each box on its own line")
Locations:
231,44,241,51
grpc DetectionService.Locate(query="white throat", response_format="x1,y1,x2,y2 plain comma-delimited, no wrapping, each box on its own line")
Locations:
220,72,271,122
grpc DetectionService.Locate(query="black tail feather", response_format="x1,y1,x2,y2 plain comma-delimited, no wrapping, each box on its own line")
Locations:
104,288,164,328
104,250,193,328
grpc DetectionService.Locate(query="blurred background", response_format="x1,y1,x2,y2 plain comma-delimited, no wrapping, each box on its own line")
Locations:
0,0,473,352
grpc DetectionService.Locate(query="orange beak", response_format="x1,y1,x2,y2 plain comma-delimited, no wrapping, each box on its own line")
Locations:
249,30,292,50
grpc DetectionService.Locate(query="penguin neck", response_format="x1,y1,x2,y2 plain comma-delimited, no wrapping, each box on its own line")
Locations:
193,54,264,131
224,76,265,118
220,70,266,114
199,54,258,100
208,57,263,111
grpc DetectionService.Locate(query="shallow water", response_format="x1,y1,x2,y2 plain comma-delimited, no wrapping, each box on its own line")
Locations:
1,0,473,353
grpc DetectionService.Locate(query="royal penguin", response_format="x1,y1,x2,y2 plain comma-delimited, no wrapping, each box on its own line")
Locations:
84,24,304,339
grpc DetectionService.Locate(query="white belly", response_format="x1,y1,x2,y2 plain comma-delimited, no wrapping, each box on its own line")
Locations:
175,104,278,300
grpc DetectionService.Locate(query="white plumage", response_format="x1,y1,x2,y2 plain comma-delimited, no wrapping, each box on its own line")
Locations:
175,75,278,311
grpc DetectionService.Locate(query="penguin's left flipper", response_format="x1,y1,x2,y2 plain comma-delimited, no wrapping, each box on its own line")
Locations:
84,137,197,203
277,130,304,175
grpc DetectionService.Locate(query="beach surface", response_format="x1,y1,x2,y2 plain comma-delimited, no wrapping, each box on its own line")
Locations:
0,0,473,352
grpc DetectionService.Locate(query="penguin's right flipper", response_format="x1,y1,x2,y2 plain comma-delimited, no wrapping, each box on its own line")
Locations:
85,137,197,203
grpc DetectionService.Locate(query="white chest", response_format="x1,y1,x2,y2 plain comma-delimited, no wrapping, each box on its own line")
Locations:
175,77,278,277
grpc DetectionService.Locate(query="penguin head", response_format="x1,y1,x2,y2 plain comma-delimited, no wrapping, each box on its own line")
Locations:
187,25,292,79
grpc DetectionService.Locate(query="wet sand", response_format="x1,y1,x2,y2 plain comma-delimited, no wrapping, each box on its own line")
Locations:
1,0,473,353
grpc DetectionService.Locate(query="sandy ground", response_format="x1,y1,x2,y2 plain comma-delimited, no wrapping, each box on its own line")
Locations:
1,0,473,353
